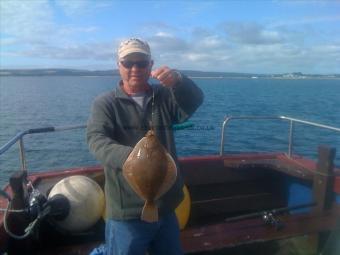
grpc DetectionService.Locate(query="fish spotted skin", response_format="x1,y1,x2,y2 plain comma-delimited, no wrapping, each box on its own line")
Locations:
123,130,177,222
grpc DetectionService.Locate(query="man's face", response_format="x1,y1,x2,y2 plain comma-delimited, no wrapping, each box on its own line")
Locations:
118,53,153,92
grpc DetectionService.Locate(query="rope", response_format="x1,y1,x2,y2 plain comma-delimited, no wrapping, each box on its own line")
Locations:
3,200,50,240
0,207,26,213
3,201,33,239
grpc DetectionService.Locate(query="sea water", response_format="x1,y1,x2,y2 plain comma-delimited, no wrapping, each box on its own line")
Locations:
0,76,340,187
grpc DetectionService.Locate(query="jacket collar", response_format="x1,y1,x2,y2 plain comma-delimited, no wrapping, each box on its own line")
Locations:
115,80,160,100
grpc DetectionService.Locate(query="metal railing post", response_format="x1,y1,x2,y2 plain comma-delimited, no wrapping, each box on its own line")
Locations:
219,116,339,157
220,117,231,156
18,138,27,171
288,120,294,158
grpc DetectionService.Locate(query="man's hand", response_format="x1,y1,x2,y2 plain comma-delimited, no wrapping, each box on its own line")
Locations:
151,66,182,87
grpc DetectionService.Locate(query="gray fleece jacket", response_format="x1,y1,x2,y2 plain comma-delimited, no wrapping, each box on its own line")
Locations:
87,75,203,220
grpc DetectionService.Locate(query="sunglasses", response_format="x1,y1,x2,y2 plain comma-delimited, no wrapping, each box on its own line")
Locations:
120,60,150,69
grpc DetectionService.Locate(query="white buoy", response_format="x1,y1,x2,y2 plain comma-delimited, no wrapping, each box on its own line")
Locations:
48,175,105,232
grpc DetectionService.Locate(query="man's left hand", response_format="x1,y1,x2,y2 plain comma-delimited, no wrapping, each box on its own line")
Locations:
151,66,181,87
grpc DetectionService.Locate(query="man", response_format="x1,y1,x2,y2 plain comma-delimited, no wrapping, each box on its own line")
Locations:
87,38,203,255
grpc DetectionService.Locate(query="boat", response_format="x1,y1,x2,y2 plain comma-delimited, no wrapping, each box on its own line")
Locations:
1,115,340,255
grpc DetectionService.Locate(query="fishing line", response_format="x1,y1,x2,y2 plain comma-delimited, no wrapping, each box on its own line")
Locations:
151,86,155,130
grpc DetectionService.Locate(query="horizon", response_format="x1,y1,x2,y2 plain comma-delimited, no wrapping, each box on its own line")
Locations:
1,1,340,74
1,67,339,76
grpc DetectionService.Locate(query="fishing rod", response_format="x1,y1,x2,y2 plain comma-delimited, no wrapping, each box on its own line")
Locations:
225,202,317,230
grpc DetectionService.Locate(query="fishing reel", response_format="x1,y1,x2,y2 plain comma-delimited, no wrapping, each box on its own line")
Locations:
27,184,70,226
262,212,284,230
2,177,70,240
28,187,47,220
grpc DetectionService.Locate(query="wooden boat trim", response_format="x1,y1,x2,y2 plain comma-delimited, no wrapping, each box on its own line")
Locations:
180,204,340,253
1,151,339,254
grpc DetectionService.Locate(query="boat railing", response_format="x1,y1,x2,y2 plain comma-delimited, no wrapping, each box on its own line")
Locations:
0,125,86,171
220,115,340,156
0,122,193,172
1,116,340,172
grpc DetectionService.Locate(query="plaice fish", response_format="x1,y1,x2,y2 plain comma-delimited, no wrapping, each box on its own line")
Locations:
122,130,177,222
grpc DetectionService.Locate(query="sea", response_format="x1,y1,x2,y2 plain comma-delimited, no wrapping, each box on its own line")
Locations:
0,76,340,188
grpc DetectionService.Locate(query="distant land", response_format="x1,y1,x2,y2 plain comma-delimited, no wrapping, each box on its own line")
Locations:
0,69,339,79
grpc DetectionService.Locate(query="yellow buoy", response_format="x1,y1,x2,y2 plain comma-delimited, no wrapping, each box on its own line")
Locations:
175,185,191,230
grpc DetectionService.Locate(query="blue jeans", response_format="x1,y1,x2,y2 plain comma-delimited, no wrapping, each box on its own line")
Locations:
105,212,183,255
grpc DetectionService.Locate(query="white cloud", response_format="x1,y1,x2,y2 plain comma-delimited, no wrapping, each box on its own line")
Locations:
1,1,339,74
148,33,189,53
0,0,102,57
270,15,340,28
197,35,226,48
185,53,211,62
181,1,216,17
58,26,99,35
144,23,339,73
20,42,114,61
221,22,284,45
55,0,111,16
55,0,89,16
0,37,17,46
155,32,173,37
139,22,179,38
1,0,54,41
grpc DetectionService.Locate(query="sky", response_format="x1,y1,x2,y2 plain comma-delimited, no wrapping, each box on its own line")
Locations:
1,0,340,74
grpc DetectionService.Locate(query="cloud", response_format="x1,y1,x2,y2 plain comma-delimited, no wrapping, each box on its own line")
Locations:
221,22,284,45
181,1,216,17
1,1,339,74
0,37,18,47
0,0,105,69
192,27,215,39
0,0,100,46
58,26,99,36
196,35,227,49
5,20,338,73
142,22,339,74
139,22,179,36
1,0,54,41
270,15,340,28
148,33,189,53
55,0,90,16
19,42,114,61
55,0,111,16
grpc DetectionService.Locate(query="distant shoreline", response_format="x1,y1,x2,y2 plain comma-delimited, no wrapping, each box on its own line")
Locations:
0,69,339,79
2,75,339,80
189,76,340,80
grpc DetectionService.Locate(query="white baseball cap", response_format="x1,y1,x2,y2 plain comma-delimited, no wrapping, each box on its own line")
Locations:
117,38,151,60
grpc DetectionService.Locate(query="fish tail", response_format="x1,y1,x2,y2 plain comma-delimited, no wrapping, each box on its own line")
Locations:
141,201,158,223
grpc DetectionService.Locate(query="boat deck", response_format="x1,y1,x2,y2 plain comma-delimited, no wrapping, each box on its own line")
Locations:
1,151,339,254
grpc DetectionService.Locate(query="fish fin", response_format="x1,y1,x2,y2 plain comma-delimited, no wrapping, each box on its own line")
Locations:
155,153,177,200
141,201,158,223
